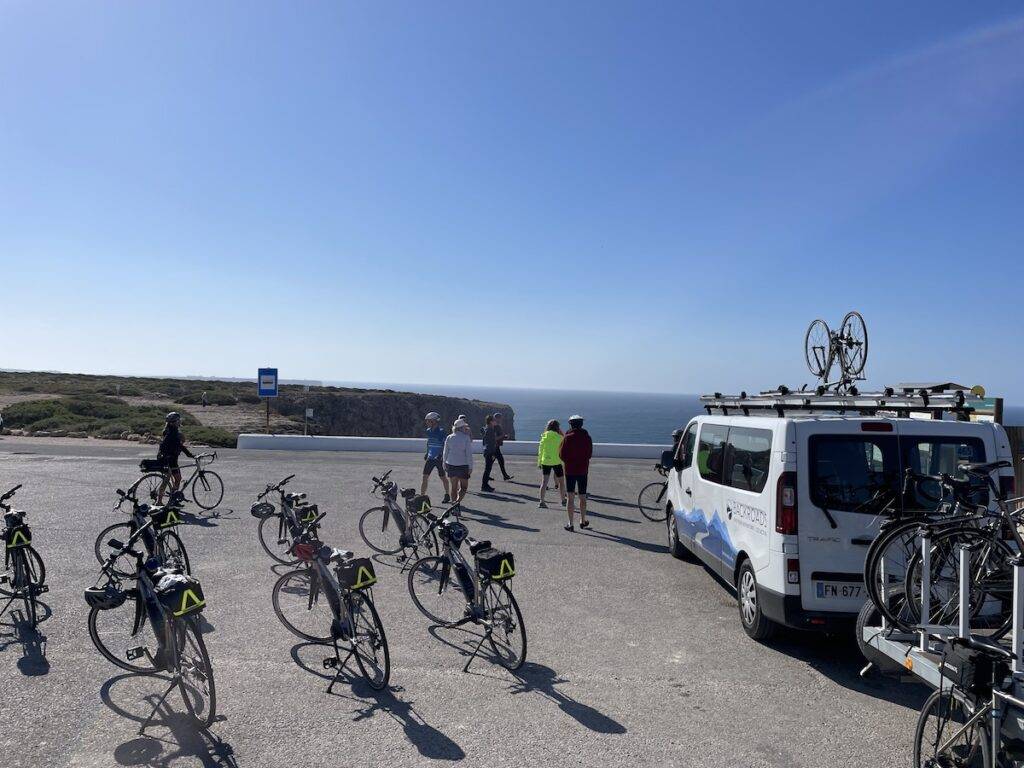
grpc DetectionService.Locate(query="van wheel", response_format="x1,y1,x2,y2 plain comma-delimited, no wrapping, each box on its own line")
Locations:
666,507,697,562
737,561,777,641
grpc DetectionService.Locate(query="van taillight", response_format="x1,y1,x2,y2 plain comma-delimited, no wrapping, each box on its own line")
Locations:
776,471,798,535
1001,475,1016,498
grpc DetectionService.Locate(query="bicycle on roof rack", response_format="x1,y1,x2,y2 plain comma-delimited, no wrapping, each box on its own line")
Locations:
406,505,525,672
137,451,224,511
0,484,47,632
270,510,390,691
85,519,216,731
804,310,868,393
358,469,440,566
250,475,324,565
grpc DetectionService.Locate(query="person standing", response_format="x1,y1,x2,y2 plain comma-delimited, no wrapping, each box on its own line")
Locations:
492,412,514,481
421,411,451,503
156,412,195,505
559,415,593,531
480,415,498,493
537,419,566,509
201,391,208,408
443,418,474,506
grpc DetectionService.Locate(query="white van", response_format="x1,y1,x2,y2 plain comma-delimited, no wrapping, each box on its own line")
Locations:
664,414,1015,640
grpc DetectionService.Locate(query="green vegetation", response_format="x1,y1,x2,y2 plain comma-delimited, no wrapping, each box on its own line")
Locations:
1,396,236,447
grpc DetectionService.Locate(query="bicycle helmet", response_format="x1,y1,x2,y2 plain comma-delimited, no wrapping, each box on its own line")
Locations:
166,411,181,424
84,584,127,610
443,520,469,545
292,541,320,561
250,501,275,519
425,412,441,422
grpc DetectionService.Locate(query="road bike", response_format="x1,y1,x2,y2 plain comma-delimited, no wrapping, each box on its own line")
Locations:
270,510,390,691
86,520,216,730
804,310,868,392
93,478,191,578
137,451,224,511
406,506,525,671
358,469,439,565
251,475,323,565
0,485,47,632
636,465,670,522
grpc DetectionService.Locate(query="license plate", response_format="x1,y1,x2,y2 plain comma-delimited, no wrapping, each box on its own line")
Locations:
815,581,863,599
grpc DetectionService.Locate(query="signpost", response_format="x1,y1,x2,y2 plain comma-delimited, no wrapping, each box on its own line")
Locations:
258,368,278,433
304,407,314,436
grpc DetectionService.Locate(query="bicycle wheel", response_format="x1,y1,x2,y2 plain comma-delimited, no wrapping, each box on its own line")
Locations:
637,481,669,522
87,592,161,674
174,617,217,728
407,556,467,626
137,473,167,504
191,470,224,511
1,544,48,599
349,591,390,690
906,527,1016,639
482,581,526,670
94,522,136,578
358,506,402,555
913,689,989,767
13,552,38,630
839,310,868,377
804,319,832,379
158,531,191,574
863,520,924,631
258,513,299,565
271,567,333,642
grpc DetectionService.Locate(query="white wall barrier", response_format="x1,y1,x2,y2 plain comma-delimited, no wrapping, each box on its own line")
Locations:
236,433,669,460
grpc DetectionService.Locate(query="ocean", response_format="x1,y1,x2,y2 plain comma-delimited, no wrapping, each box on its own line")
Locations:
334,381,1024,445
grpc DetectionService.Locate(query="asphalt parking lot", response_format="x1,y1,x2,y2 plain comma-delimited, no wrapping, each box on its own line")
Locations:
0,436,925,767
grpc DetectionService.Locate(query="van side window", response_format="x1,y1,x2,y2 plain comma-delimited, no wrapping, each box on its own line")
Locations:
675,424,696,468
809,435,899,513
697,424,729,485
725,427,772,493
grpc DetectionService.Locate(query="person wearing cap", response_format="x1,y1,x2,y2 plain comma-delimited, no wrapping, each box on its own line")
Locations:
558,415,593,531
443,418,474,506
421,412,451,503
492,412,513,482
156,411,195,505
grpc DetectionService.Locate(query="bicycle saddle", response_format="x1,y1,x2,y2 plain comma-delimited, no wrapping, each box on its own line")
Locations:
317,545,353,564
466,537,491,555
962,460,1012,476
285,492,307,502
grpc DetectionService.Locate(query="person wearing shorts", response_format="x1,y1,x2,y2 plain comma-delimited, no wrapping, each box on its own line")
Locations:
536,419,566,509
558,415,593,531
442,418,473,506
421,412,451,503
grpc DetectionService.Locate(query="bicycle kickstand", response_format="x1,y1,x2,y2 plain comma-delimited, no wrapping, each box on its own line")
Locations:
139,673,181,734
323,640,357,694
462,624,494,673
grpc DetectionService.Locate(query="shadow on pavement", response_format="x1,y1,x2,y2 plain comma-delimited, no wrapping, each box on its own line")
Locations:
509,662,627,735
577,527,666,554
0,598,51,675
289,642,465,761
457,505,540,533
101,673,236,768
475,491,525,505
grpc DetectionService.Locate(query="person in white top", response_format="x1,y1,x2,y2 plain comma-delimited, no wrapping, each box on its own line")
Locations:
443,418,474,505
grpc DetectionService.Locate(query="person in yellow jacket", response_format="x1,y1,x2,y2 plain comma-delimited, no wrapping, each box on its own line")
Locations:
537,419,567,509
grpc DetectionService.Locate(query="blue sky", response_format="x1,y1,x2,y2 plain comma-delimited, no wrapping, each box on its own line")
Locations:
2,2,1023,398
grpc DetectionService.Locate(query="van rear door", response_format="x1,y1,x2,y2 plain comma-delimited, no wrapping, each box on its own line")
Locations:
797,421,898,613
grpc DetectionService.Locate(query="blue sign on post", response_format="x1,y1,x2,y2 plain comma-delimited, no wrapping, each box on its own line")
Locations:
258,368,279,398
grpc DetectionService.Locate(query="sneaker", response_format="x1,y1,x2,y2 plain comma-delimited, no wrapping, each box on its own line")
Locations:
580,520,591,529
564,524,574,532
503,475,514,481
481,485,496,493
538,501,548,509
442,494,451,504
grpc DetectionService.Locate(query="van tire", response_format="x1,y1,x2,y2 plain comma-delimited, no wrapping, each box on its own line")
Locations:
666,507,697,562
737,560,778,641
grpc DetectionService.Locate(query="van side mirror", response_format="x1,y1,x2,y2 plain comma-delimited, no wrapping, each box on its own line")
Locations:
660,450,675,471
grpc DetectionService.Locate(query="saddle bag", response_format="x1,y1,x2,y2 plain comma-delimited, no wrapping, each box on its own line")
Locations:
4,522,31,549
140,458,167,473
406,494,432,515
150,506,183,529
475,548,515,581
154,569,206,617
941,645,1008,696
294,504,319,524
336,557,378,591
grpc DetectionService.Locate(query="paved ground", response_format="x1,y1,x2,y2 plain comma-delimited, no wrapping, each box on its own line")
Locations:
0,436,925,767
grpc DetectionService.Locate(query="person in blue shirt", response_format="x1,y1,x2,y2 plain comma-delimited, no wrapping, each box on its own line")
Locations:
421,411,451,503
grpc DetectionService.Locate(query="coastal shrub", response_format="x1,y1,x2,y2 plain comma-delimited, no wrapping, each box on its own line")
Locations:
176,391,237,406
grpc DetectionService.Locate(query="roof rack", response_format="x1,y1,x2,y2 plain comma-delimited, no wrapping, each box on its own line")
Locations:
700,386,984,420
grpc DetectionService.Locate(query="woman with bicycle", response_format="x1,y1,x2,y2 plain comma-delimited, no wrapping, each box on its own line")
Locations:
157,412,195,505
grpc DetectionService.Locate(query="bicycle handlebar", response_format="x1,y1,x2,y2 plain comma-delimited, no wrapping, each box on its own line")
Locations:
102,519,154,572
258,474,296,500
0,484,22,502
371,470,394,494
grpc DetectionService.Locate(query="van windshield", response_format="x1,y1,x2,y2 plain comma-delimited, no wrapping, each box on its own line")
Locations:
808,434,987,514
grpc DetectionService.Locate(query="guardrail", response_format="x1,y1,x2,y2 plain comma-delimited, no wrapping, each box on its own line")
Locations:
236,433,669,460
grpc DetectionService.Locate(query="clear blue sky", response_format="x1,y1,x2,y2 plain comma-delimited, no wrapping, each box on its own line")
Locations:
2,3,1023,398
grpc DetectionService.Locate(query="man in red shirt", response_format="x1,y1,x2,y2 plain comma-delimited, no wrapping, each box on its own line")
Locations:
558,415,593,531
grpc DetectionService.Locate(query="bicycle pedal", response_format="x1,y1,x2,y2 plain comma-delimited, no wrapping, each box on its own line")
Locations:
323,657,339,669
35,584,49,595
126,647,146,661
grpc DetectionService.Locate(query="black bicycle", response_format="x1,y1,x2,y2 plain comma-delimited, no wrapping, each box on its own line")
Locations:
1,485,47,631
137,451,224,511
271,511,390,691
358,470,439,564
636,465,670,522
406,506,525,671
251,475,323,565
86,520,216,730
93,480,191,578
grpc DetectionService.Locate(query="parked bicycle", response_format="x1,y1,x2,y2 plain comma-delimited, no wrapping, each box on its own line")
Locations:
406,506,525,671
85,520,216,729
271,510,390,691
358,469,439,565
636,464,670,522
137,451,224,511
93,478,191,578
251,475,323,565
1,485,47,631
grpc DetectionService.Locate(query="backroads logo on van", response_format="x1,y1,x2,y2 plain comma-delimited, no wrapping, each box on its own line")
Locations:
730,501,767,532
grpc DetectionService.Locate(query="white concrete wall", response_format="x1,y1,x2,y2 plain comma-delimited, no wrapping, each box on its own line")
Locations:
236,433,669,460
